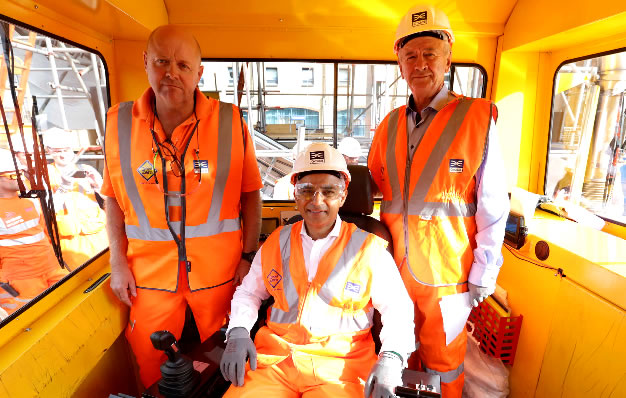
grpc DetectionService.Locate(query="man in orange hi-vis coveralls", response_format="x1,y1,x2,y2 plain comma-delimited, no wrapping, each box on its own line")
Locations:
368,5,509,397
220,143,415,398
0,149,68,314
44,127,108,269
101,25,263,388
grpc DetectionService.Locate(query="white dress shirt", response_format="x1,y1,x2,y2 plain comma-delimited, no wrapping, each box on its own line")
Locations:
227,215,416,360
405,86,510,288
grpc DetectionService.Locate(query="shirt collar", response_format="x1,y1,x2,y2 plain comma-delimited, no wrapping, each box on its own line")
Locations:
134,87,215,126
406,84,451,115
300,214,342,240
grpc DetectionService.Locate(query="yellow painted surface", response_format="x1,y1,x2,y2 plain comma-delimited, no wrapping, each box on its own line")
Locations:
493,51,540,191
112,40,149,103
503,0,626,52
0,252,130,397
535,280,626,397
498,209,626,397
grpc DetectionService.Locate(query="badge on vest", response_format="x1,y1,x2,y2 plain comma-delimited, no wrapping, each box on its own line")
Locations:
267,269,282,288
194,160,209,174
449,159,464,173
137,160,156,182
345,281,361,294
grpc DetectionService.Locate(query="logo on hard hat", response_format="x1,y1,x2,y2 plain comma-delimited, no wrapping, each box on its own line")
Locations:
309,150,325,164
137,160,156,181
412,11,427,27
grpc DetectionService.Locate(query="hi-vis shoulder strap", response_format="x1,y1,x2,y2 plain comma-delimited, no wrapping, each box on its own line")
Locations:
114,101,240,242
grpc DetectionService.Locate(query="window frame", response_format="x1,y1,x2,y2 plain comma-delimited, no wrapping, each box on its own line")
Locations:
0,15,112,329
546,47,626,227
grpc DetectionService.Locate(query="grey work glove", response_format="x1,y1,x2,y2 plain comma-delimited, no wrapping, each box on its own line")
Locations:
220,327,257,387
364,351,403,398
469,282,495,308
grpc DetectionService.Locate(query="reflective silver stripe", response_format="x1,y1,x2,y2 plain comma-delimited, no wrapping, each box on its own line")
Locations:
318,228,369,304
0,218,39,235
407,98,475,215
0,231,45,246
117,101,240,242
167,195,182,207
0,304,18,309
407,201,476,217
425,362,464,384
382,109,402,215
270,225,299,324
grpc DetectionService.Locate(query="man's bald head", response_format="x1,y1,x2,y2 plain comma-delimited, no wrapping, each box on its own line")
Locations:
147,25,202,65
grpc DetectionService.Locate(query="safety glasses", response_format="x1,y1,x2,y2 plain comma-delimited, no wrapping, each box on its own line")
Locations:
294,183,345,201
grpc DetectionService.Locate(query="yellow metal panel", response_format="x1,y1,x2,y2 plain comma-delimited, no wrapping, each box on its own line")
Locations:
535,280,626,397
493,51,540,191
498,242,562,397
112,40,150,103
503,0,626,52
0,253,130,397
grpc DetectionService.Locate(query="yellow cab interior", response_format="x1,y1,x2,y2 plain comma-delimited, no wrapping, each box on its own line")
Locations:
0,0,625,397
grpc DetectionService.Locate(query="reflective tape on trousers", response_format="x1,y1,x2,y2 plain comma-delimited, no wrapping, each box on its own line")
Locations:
425,362,464,384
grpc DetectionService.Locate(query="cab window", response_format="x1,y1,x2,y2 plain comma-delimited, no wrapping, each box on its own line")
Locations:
0,19,109,322
547,51,626,224
200,60,485,200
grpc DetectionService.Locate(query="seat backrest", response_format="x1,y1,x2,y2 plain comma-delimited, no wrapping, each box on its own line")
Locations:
339,165,393,250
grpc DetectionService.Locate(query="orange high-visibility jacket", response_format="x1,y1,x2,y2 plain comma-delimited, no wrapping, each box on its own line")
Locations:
0,197,59,281
256,220,387,367
104,90,260,292
368,96,496,287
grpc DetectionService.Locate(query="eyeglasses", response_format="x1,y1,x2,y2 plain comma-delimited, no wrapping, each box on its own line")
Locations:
294,183,345,201
153,139,183,178
0,171,21,180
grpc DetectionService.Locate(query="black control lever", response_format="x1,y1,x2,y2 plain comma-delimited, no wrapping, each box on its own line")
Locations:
150,330,199,398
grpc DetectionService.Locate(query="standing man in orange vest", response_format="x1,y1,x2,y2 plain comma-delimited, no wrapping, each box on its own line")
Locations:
0,149,68,315
102,25,263,388
220,143,414,398
368,5,509,397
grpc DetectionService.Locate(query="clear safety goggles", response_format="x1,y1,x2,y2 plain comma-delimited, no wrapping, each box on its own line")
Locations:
294,182,344,201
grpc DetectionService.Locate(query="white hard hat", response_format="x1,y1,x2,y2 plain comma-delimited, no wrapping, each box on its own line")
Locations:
0,148,24,173
291,143,351,184
43,127,73,149
11,135,34,153
338,137,362,158
394,4,455,54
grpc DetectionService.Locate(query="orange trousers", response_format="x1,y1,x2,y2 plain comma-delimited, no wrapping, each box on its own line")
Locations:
0,266,69,314
223,352,375,398
400,263,468,398
125,262,234,388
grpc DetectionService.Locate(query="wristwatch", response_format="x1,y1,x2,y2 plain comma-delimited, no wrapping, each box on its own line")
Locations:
241,251,257,263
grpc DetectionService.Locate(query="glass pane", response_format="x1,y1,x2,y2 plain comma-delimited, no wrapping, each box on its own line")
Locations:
452,65,484,98
201,60,486,201
0,20,109,321
547,53,626,223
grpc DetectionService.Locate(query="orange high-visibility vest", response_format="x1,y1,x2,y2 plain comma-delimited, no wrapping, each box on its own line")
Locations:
369,96,496,287
0,197,59,281
104,93,254,292
256,220,387,367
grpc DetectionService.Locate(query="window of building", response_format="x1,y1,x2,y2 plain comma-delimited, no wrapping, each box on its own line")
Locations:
338,67,349,86
301,67,314,87
228,67,233,86
546,51,626,223
338,108,366,136
265,67,278,86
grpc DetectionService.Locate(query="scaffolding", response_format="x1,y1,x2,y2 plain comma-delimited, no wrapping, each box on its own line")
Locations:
0,22,108,155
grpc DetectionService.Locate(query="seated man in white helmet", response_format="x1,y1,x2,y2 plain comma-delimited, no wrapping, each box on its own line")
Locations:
220,142,415,398
338,136,363,165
